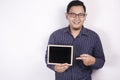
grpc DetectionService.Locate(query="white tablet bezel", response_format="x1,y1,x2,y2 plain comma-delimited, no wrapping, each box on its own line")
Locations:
47,44,73,65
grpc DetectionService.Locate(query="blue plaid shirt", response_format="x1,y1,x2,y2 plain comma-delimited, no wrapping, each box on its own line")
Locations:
45,26,105,80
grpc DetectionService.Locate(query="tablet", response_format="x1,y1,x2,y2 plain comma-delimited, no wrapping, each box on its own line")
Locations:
47,45,73,65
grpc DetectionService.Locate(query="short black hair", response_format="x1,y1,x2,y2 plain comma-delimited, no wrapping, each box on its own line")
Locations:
67,0,86,13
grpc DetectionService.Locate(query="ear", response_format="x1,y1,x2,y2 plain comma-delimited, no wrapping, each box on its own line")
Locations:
84,13,87,20
65,13,68,20
85,13,87,18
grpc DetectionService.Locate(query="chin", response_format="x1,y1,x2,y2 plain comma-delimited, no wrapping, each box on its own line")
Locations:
73,26,82,30
73,27,81,30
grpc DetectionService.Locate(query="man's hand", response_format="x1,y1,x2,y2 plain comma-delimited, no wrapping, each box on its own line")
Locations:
76,54,96,66
54,63,71,73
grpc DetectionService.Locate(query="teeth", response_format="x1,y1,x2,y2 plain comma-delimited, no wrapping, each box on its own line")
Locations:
73,22,80,24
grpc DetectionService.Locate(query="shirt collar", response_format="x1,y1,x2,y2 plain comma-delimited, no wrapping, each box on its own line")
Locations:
80,26,89,37
64,25,89,37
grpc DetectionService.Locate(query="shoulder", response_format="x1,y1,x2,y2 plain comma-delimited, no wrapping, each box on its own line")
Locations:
51,27,68,36
83,27,100,39
83,27,103,45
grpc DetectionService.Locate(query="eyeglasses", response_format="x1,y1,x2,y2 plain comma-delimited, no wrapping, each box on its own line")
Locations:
68,12,86,18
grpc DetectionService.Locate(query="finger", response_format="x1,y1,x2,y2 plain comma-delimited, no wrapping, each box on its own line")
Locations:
61,63,71,66
77,56,88,61
63,65,68,69
65,63,72,66
55,63,61,66
76,57,82,60
61,63,68,66
80,54,89,57
60,63,70,69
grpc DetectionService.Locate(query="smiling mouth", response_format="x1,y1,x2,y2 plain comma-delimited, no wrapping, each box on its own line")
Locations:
73,21,80,25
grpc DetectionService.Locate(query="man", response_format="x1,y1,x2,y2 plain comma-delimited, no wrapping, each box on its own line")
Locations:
45,0,105,80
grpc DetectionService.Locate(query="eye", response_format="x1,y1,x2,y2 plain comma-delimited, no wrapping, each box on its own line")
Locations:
79,13,86,16
68,13,76,18
68,13,86,18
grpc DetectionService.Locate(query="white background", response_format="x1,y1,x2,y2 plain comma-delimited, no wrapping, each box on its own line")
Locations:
0,0,120,80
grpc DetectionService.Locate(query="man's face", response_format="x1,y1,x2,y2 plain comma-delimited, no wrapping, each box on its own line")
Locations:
66,6,87,30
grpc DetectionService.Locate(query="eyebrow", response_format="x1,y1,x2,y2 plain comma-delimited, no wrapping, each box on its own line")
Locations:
68,11,85,13
68,12,85,14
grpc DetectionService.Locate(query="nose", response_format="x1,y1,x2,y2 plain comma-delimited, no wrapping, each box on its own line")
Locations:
75,15,80,20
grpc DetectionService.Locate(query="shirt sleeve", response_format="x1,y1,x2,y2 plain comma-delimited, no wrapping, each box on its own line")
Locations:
45,50,55,71
91,35,105,69
45,33,56,71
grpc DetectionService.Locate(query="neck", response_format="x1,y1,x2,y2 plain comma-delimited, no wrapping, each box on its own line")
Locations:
70,27,82,38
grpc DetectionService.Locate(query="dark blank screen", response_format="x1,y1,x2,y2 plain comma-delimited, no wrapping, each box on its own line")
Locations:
49,46,72,64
